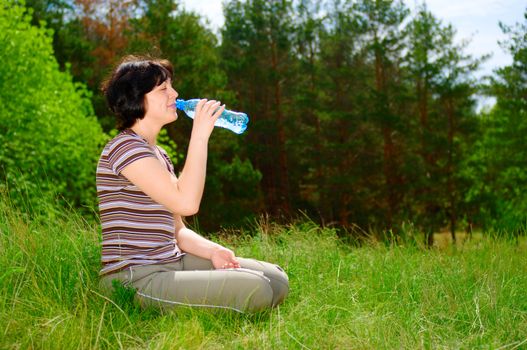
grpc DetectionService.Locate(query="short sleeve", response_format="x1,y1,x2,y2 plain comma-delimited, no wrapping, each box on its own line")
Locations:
107,136,156,175
156,146,176,175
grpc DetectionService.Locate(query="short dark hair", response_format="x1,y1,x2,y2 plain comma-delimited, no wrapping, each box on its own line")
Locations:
101,55,174,130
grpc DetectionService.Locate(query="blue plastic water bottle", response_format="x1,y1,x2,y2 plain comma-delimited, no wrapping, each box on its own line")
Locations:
175,99,249,134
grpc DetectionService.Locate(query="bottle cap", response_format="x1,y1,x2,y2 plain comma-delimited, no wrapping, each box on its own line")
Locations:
175,99,186,110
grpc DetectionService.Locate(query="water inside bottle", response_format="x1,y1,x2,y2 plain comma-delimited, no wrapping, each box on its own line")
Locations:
175,99,248,134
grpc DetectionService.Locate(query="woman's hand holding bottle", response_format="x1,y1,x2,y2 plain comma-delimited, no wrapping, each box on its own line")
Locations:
190,99,225,140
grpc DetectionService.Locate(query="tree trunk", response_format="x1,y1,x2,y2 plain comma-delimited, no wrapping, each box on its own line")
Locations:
425,229,434,248
446,97,456,244
375,46,396,228
271,39,291,216
417,72,435,248
309,43,325,223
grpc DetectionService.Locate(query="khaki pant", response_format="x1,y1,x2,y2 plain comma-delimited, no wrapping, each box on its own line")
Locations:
99,253,289,313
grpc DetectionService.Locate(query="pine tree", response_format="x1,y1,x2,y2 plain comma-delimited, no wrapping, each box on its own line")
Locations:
353,0,410,230
470,9,527,233
221,0,296,217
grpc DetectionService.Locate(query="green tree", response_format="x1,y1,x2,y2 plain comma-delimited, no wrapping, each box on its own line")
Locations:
405,4,482,244
289,0,325,220
469,9,527,233
311,0,381,228
21,1,94,106
222,0,296,217
0,2,105,214
353,0,410,230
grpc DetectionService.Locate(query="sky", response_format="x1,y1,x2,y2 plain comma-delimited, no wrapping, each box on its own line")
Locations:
179,0,526,108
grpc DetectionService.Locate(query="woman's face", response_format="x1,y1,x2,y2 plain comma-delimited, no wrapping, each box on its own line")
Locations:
144,78,179,125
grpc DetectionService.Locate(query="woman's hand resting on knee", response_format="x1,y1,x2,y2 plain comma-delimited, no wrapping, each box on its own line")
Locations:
211,247,241,269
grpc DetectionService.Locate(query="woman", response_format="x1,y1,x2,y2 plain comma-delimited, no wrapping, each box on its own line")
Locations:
96,55,289,313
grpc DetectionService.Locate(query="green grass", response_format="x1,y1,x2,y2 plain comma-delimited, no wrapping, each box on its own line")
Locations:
1,196,527,349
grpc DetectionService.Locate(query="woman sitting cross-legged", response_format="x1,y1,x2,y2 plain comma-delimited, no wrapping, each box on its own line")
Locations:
96,55,289,313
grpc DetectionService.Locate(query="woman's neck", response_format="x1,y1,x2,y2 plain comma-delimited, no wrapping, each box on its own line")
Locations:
130,123,160,146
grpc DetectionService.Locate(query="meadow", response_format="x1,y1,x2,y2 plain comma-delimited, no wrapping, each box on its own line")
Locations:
1,195,527,349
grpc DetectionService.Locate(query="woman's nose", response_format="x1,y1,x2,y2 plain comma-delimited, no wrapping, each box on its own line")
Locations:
169,86,178,99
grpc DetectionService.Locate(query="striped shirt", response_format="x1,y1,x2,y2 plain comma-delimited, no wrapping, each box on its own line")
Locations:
96,129,184,276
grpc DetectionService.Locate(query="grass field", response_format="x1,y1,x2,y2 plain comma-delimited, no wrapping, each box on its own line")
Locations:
1,197,527,349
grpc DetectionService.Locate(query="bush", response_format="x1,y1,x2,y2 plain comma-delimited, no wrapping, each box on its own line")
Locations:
0,2,105,214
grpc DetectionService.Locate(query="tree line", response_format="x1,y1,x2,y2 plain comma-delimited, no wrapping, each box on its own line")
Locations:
5,0,527,243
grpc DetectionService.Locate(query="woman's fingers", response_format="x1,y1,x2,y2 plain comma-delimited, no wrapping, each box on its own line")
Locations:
195,99,207,114
212,104,225,120
196,100,222,117
202,100,218,115
220,252,240,269
222,262,240,269
190,99,224,139
207,102,221,117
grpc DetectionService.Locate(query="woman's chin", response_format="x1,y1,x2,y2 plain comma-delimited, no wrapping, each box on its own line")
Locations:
167,112,178,123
